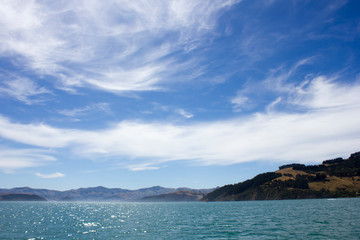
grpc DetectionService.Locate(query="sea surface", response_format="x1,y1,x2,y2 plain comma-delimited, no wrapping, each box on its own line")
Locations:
0,198,359,239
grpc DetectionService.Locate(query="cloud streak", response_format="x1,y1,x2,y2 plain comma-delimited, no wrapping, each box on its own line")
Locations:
0,0,240,95
0,77,359,170
58,103,111,117
0,76,51,104
0,147,56,171
35,172,65,179
175,109,194,119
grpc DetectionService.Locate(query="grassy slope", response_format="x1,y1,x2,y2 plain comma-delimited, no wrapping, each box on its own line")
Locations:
203,152,360,201
275,168,360,192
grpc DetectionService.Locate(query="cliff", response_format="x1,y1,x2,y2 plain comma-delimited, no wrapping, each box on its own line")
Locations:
202,151,360,201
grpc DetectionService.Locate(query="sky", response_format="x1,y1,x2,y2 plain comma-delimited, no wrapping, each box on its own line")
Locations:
0,0,360,191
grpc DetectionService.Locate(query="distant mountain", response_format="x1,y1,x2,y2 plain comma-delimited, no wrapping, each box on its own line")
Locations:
0,186,213,201
0,187,64,201
141,190,208,202
0,193,46,201
202,151,360,201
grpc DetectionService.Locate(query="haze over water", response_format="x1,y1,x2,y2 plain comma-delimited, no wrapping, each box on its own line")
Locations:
1,198,359,239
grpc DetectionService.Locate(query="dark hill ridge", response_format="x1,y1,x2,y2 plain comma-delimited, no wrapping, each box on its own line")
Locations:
202,151,360,201
0,193,46,201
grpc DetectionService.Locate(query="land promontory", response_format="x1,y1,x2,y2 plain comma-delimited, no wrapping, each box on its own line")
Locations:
202,151,360,201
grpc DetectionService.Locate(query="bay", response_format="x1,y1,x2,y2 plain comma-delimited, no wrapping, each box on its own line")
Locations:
0,198,359,239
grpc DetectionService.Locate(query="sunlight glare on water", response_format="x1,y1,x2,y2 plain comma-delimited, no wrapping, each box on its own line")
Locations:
0,199,359,239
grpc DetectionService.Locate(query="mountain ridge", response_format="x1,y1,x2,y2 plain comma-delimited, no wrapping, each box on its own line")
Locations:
0,186,212,201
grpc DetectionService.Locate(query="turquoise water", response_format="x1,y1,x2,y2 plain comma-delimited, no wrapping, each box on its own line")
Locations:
0,199,359,239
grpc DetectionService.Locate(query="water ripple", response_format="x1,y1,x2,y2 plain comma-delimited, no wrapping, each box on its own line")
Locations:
0,199,359,239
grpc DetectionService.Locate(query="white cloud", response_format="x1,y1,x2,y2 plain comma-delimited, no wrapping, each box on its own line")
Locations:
266,97,282,112
292,76,360,109
0,78,359,170
0,115,79,148
58,106,91,118
35,172,65,179
0,147,56,171
0,1,66,72
231,94,249,112
263,58,314,94
84,65,165,92
151,103,194,118
0,76,51,104
0,74,360,170
175,108,194,118
230,58,316,112
58,103,111,117
126,164,160,171
0,0,240,93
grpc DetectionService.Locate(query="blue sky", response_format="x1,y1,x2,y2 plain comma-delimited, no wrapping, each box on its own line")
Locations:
0,0,360,190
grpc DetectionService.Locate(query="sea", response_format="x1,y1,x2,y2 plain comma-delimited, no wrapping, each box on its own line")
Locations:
0,198,359,239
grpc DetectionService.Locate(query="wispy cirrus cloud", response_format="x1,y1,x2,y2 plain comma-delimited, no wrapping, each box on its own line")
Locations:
0,0,240,94
230,95,249,112
230,58,314,112
150,102,194,119
0,76,359,170
175,108,194,119
58,103,111,117
0,76,51,104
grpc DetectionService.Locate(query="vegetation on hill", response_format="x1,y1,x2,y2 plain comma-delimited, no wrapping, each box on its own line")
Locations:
0,193,46,201
141,190,206,202
202,151,360,201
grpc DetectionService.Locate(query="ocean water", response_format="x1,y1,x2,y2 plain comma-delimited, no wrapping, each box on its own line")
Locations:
0,199,359,239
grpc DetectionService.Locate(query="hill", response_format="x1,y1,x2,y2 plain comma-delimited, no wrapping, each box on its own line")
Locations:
0,193,46,201
141,190,207,202
202,151,360,201
0,186,212,201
